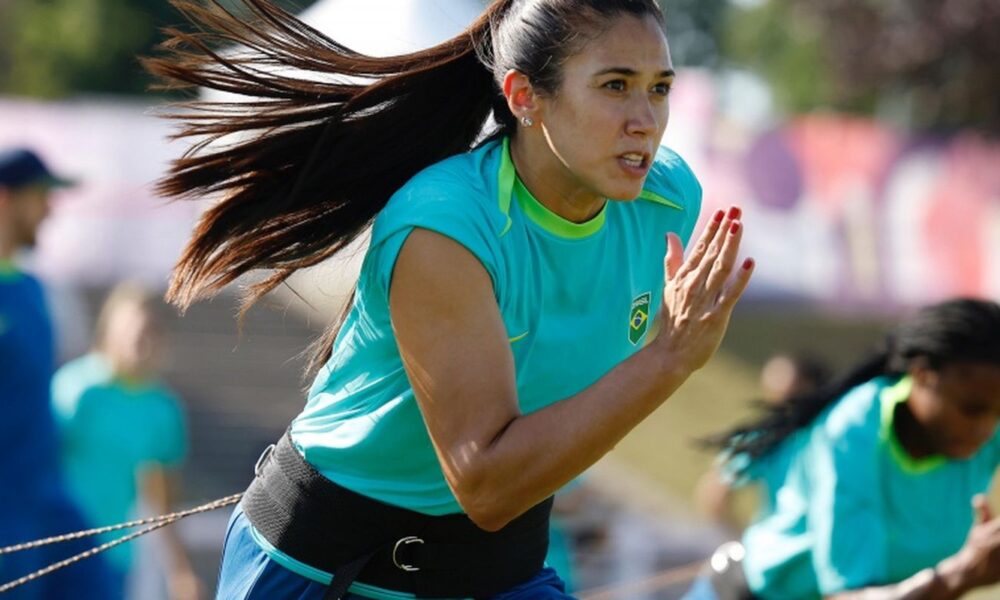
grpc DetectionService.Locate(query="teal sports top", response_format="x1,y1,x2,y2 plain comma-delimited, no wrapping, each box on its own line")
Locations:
291,137,701,515
274,138,700,597
52,353,188,569
740,376,1000,599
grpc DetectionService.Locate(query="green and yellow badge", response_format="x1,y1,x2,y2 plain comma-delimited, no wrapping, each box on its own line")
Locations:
628,292,651,345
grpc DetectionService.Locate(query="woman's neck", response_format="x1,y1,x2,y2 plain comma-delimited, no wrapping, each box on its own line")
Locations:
508,134,606,224
893,400,938,459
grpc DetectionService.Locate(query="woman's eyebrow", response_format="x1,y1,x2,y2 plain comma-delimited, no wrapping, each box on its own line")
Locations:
592,67,676,78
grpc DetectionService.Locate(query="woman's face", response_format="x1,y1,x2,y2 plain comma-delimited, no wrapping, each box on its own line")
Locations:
105,304,164,378
909,362,1000,459
534,13,673,203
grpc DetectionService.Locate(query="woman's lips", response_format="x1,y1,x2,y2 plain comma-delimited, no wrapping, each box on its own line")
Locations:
617,153,650,178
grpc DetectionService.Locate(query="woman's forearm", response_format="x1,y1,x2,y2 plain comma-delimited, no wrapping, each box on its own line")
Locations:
454,342,692,530
827,559,971,600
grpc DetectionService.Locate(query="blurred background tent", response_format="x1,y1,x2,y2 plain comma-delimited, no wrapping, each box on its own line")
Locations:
1,0,999,598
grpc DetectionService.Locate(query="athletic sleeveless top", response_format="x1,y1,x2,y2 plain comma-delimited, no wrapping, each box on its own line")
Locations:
291,137,702,515
740,376,1000,598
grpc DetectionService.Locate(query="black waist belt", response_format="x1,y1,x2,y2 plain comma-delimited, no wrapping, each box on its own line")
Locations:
242,433,552,599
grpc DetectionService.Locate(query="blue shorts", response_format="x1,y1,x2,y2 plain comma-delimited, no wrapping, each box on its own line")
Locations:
216,505,575,599
0,489,119,600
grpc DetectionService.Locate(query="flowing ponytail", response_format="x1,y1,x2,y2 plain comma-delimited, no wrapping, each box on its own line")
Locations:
145,0,666,375
710,298,1000,464
144,0,516,312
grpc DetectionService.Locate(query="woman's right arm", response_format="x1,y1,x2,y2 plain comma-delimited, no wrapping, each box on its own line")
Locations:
827,496,1000,600
389,208,751,531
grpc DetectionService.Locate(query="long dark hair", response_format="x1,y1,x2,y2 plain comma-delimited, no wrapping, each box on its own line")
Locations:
144,0,665,373
712,298,1000,463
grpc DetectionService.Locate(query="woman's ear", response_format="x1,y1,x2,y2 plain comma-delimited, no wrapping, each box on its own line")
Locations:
502,69,540,124
909,357,937,389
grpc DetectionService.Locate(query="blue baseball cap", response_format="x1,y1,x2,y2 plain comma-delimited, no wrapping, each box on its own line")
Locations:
0,148,76,189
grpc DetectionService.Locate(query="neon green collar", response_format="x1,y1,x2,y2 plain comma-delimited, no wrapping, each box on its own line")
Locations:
498,137,606,239
879,375,946,474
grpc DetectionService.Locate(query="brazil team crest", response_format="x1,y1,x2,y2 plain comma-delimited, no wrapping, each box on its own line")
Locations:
628,292,651,345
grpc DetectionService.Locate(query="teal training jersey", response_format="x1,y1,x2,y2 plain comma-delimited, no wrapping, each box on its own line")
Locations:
740,376,1000,599
291,137,701,516
52,353,188,568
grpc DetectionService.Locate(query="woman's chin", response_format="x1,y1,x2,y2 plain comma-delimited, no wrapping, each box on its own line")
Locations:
603,183,646,202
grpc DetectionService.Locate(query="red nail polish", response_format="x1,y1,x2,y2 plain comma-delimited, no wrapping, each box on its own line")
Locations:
730,221,741,234
729,206,742,220
713,210,724,223
742,258,754,270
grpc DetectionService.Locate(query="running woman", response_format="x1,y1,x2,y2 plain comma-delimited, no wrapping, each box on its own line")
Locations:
687,299,1000,600
145,0,754,597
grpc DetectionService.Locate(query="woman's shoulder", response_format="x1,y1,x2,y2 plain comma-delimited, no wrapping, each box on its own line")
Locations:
637,146,702,211
373,140,508,241
388,140,502,212
816,377,889,444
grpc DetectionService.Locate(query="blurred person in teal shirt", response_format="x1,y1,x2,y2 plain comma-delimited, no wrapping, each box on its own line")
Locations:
694,352,830,535
684,299,1000,600
52,282,201,599
0,147,117,599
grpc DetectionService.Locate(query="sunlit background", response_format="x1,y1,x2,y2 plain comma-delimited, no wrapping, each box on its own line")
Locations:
1,0,998,598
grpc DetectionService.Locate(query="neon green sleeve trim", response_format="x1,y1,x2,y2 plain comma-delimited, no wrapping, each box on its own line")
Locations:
637,189,683,210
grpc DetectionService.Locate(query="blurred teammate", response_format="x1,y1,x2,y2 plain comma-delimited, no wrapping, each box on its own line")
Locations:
686,299,1000,599
694,353,829,532
52,282,200,599
0,148,116,598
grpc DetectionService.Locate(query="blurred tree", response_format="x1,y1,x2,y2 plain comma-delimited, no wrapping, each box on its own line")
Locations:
0,0,316,98
722,0,1000,135
660,0,730,68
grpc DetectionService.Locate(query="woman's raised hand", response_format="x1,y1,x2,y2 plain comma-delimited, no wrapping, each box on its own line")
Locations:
652,206,753,374
943,495,1000,591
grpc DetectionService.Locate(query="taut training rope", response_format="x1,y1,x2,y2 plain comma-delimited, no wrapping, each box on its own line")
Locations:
0,493,242,594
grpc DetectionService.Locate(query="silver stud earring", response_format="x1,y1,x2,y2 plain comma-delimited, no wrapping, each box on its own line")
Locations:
520,116,534,127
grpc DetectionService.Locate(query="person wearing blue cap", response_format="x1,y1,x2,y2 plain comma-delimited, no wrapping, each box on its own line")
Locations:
0,148,118,599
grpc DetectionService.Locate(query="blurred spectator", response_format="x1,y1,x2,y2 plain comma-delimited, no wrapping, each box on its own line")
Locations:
51,282,201,599
694,352,830,533
0,148,117,598
758,352,830,407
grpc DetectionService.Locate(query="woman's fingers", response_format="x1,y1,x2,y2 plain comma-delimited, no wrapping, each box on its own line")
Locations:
974,495,994,525
718,257,754,311
705,219,744,293
688,206,741,293
676,208,725,279
663,204,751,314
664,232,685,280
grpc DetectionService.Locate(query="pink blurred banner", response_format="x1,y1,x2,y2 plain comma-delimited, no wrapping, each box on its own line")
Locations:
675,73,1000,310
